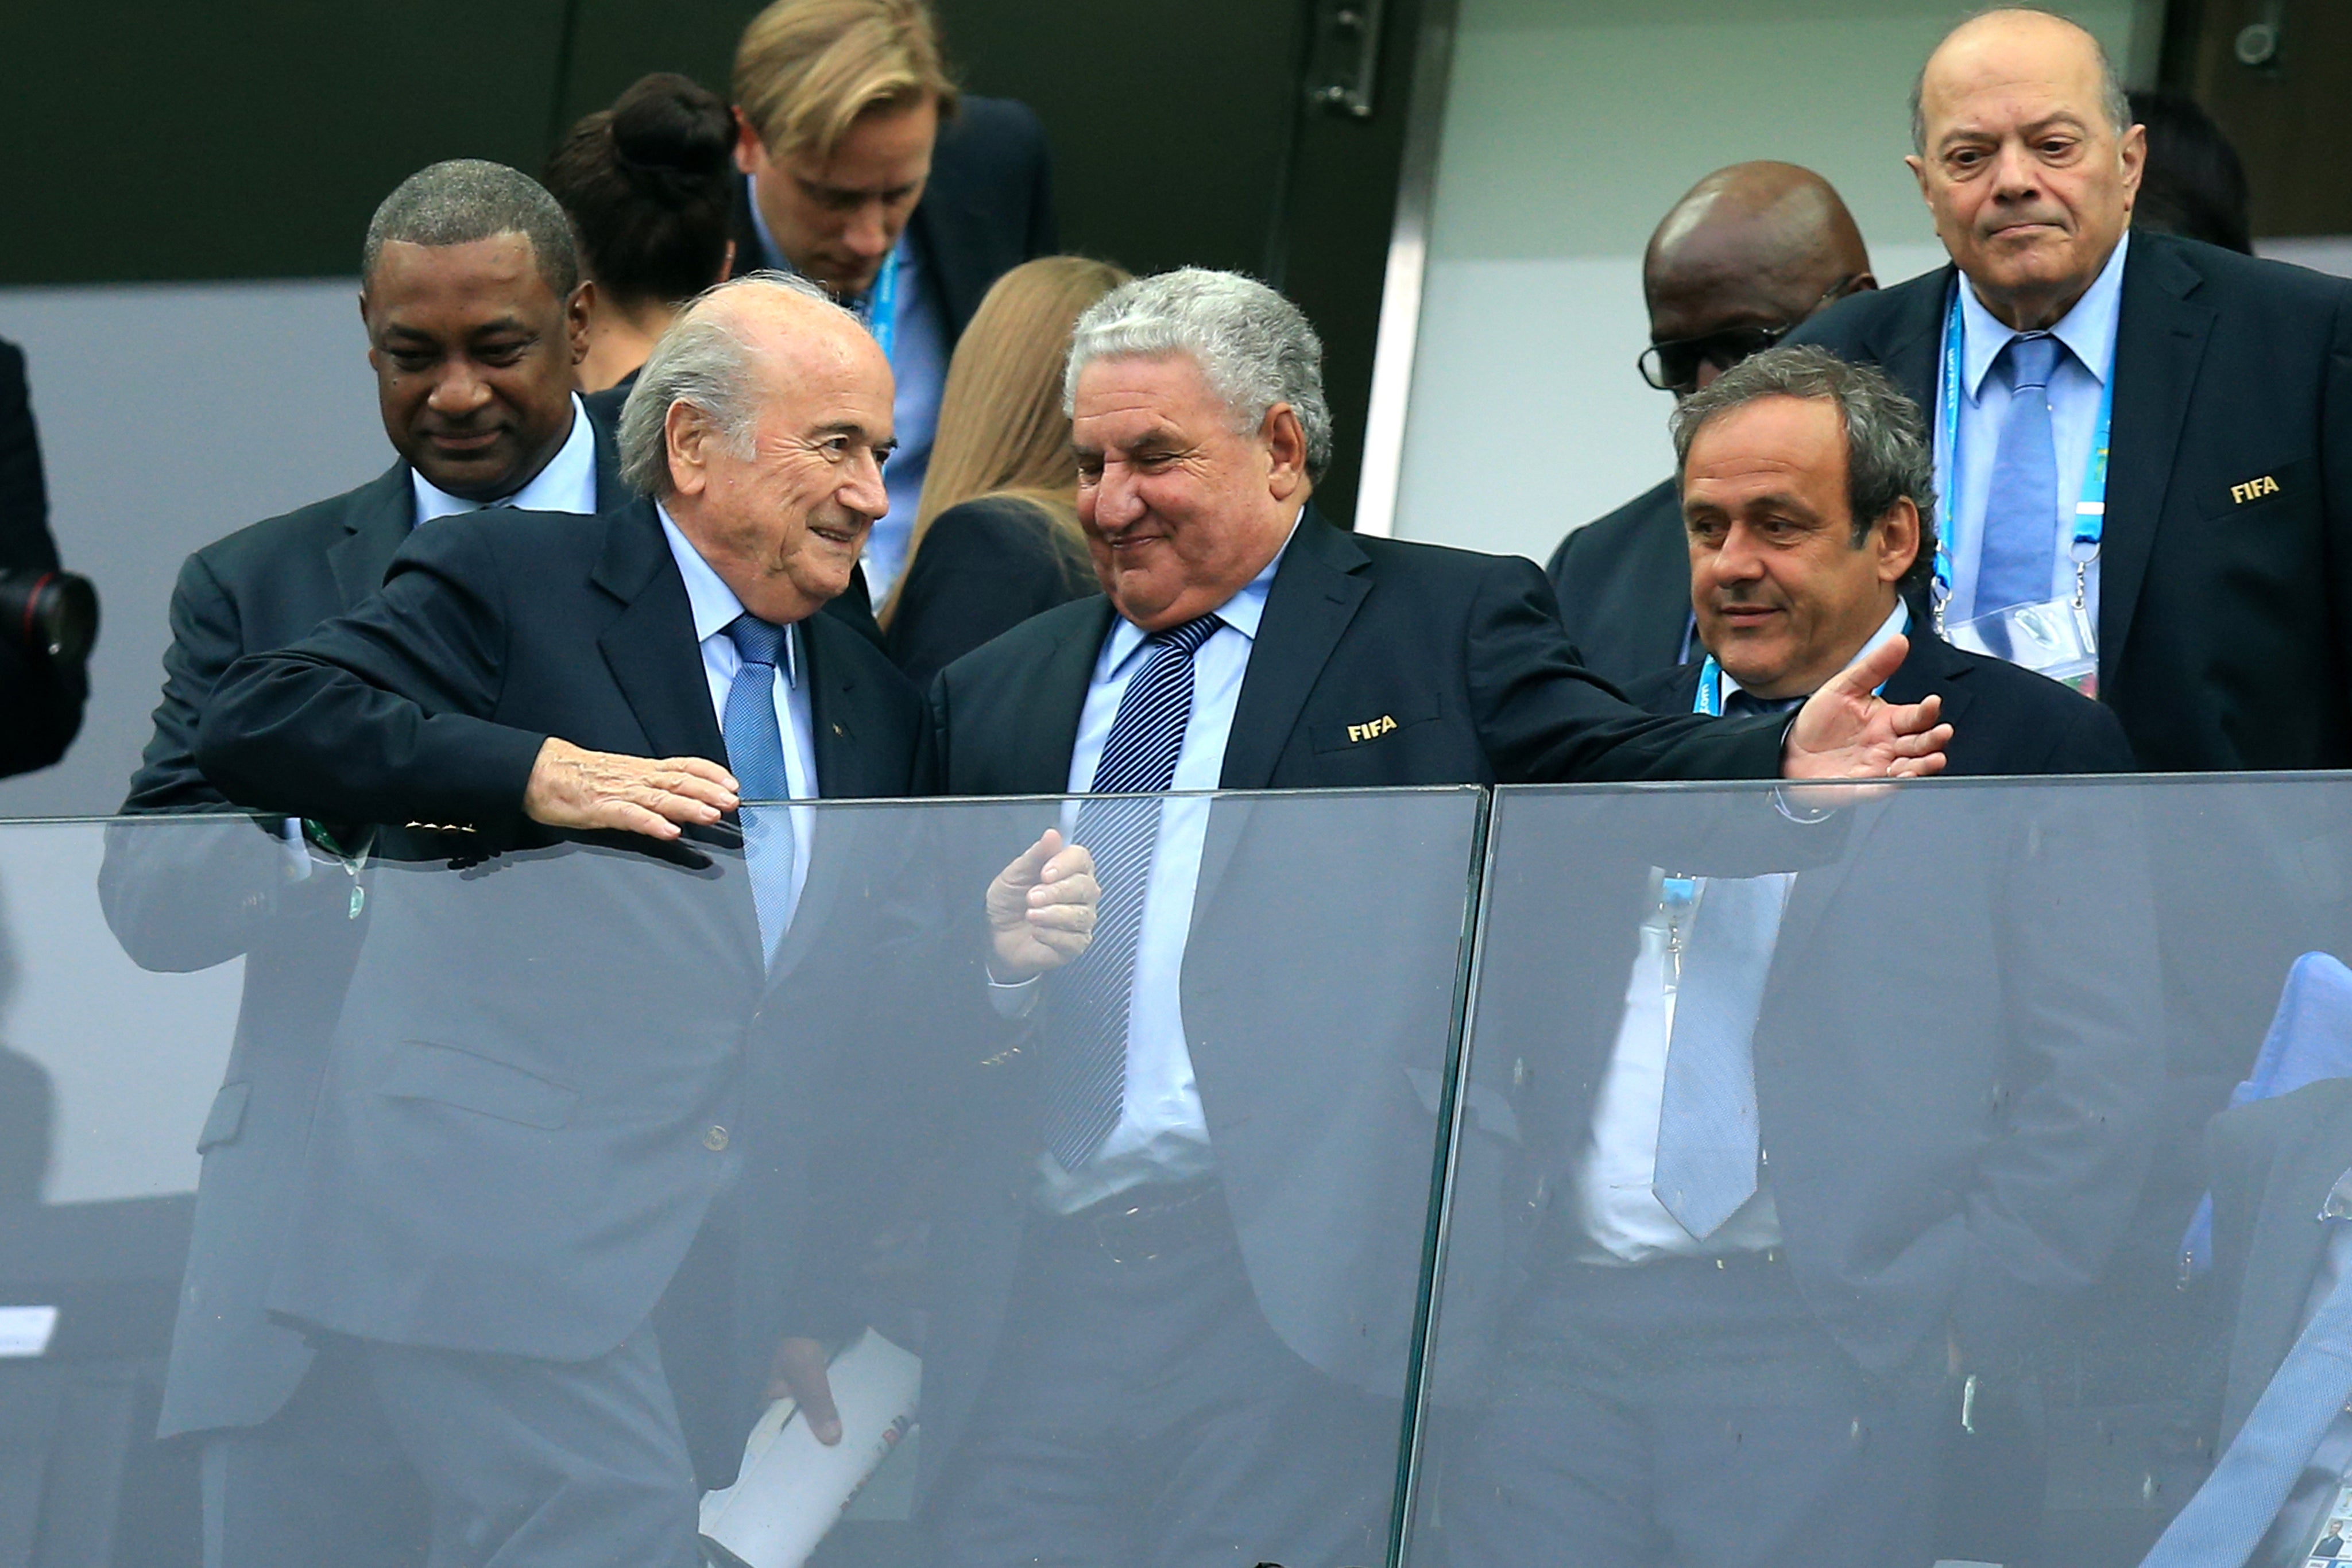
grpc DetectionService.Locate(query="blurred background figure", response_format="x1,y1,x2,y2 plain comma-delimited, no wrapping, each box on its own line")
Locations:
0,338,93,779
880,254,1127,686
546,72,740,396
2128,87,2253,255
1546,164,1873,688
729,0,1057,599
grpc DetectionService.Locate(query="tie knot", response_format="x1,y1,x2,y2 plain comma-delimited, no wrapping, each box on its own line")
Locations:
1724,688,1803,719
1150,614,1224,657
2006,332,2061,392
726,613,788,671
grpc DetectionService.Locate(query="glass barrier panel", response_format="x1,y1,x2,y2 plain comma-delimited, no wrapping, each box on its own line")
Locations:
7,787,1483,1568
1407,772,2352,1568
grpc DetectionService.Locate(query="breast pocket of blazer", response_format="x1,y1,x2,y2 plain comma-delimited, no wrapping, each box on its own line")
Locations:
376,1040,578,1129
1310,696,1442,756
2198,455,2315,525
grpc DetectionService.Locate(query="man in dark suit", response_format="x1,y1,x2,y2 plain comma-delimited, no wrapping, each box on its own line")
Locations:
96,158,620,1567
192,274,1053,1564
1440,345,2156,1568
0,336,88,777
1790,7,2352,772
1548,162,1874,687
729,0,1055,601
919,270,1953,1566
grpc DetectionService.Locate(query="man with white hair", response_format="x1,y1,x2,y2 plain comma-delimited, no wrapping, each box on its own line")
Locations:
917,268,1953,1566
195,271,1094,1565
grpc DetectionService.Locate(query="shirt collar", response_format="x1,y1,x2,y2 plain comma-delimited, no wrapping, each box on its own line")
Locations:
656,501,800,688
1719,599,1909,702
410,394,598,525
1096,517,1298,684
1958,230,2129,401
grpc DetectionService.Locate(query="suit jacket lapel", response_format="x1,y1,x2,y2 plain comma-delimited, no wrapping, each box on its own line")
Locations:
2100,235,2214,681
765,618,871,982
1008,599,1113,796
1218,512,1371,791
1767,634,1952,962
1877,268,1953,413
587,406,625,512
591,500,727,765
326,462,416,608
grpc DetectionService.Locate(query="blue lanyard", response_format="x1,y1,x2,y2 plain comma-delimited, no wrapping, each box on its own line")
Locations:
858,238,903,361
1935,280,2113,615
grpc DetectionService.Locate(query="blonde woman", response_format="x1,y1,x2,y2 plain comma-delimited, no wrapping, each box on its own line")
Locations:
881,255,1129,684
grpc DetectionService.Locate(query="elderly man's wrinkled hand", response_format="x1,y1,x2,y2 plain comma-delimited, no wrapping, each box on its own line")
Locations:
522,737,740,841
987,828,1099,981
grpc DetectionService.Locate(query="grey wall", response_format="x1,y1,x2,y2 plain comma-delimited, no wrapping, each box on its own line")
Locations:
0,281,385,818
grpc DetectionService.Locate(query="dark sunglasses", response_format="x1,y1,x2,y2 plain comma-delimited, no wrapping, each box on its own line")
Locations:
1637,274,1868,395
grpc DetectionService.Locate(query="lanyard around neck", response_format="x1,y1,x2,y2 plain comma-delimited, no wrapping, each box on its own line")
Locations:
858,238,903,361
1936,280,2114,615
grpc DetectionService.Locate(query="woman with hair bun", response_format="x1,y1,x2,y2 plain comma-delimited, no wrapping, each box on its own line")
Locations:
546,72,739,392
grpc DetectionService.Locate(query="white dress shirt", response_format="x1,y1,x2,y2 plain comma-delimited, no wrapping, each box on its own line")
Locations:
1031,529,1295,1214
410,393,600,524
1571,602,1909,1263
1937,233,2128,629
657,504,819,928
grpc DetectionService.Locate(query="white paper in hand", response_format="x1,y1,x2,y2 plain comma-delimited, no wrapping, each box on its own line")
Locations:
699,1329,922,1568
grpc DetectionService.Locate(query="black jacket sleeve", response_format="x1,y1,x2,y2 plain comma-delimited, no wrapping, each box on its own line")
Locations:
197,517,548,833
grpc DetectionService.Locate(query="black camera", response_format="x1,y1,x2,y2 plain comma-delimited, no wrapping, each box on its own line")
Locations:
0,569,98,664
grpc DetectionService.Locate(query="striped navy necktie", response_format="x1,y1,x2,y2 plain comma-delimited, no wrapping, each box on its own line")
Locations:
1041,613,1224,1171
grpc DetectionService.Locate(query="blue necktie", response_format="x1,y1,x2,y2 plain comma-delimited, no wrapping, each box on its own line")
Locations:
1652,872,1790,1240
1978,332,2063,615
2141,1261,2352,1568
722,614,796,964
1041,614,1224,1172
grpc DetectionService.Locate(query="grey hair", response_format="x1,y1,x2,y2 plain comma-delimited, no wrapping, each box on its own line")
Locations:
1670,344,1940,598
362,160,581,299
1064,269,1334,481
616,269,848,497
1909,6,2133,156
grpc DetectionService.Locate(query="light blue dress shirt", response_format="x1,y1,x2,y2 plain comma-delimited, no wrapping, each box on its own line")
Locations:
1029,530,1294,1213
410,393,600,525
1572,602,1908,1261
743,177,947,602
1936,233,2128,629
657,504,819,928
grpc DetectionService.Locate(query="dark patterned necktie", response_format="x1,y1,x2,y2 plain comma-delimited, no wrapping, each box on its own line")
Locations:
1041,614,1224,1170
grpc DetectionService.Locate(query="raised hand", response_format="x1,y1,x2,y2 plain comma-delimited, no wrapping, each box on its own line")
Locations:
1783,634,1952,781
987,828,1100,981
521,736,740,840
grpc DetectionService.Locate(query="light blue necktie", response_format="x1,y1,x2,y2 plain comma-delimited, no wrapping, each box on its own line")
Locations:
2141,1259,2352,1568
722,614,796,964
1652,871,1791,1240
1041,614,1223,1172
1978,332,2063,615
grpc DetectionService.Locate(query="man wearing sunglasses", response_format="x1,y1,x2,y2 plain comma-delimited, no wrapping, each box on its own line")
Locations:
1547,162,1874,687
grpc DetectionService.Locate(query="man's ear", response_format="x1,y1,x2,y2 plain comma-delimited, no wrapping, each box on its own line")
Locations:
733,107,767,177
1262,402,1309,501
565,282,594,366
666,401,711,498
1874,496,1922,584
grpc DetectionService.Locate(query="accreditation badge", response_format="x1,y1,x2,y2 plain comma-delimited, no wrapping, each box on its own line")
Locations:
1947,595,2098,698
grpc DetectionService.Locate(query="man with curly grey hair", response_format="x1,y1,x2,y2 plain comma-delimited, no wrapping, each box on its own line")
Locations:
918,272,1956,1566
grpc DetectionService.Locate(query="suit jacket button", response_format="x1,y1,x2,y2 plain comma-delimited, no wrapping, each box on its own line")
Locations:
703,1125,729,1152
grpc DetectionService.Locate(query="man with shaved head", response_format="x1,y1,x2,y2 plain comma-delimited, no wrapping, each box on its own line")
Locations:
189,273,1081,1563
1548,161,1873,686
1794,5,2352,771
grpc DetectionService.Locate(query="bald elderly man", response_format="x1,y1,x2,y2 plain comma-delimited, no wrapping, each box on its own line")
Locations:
1793,6,2352,771
196,273,1087,1565
1549,161,1874,686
